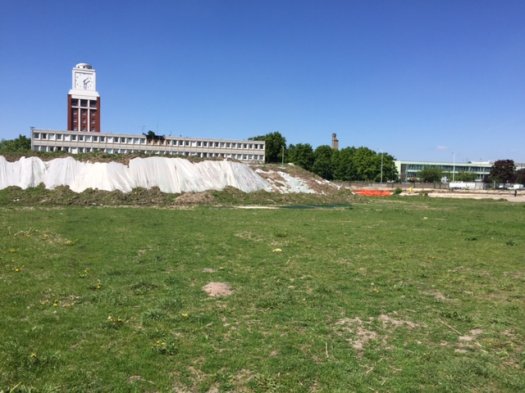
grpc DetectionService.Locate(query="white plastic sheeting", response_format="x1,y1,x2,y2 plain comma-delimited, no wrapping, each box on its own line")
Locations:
0,156,270,194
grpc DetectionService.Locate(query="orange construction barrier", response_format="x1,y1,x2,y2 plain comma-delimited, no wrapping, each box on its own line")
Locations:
353,189,393,197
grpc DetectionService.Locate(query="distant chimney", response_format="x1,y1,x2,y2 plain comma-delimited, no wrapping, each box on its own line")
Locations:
331,133,339,150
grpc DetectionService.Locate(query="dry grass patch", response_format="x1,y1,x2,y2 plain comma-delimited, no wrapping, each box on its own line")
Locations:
335,317,379,352
378,313,419,329
335,313,420,353
423,289,449,301
13,228,74,246
202,282,233,297
456,328,484,353
231,369,256,392
234,231,265,242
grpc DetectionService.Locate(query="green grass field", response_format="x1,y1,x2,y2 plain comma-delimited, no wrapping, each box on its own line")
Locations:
1,197,524,392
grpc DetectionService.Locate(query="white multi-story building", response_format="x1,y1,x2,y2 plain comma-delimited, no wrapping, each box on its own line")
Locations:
31,129,266,162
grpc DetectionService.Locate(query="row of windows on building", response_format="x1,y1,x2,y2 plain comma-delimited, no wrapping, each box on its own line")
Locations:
33,145,263,160
71,109,97,131
34,132,264,150
71,99,98,108
404,164,490,174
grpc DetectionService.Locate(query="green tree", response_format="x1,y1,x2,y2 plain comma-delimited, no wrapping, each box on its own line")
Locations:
419,167,443,183
0,134,31,152
331,147,398,182
287,143,314,170
312,145,334,179
142,130,165,143
488,160,515,184
455,171,477,182
332,147,356,181
352,147,380,181
250,131,286,163
515,169,525,185
374,152,398,182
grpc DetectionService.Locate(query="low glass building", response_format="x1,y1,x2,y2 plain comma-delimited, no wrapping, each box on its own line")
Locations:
394,160,492,182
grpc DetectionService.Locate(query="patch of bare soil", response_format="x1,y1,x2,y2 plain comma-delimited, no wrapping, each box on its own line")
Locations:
14,228,74,246
378,314,419,329
206,385,220,393
455,328,483,353
500,329,524,368
232,369,256,392
306,179,339,194
234,205,278,209
423,289,448,301
335,313,420,353
175,192,215,205
202,268,216,273
459,328,483,342
202,282,233,297
335,317,379,352
234,231,265,241
128,375,154,385
422,191,525,203
172,382,193,393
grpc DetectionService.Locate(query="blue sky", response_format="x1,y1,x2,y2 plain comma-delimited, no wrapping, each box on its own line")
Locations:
1,0,524,162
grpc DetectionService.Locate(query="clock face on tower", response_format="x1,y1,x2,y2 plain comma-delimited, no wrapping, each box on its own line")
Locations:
74,73,94,90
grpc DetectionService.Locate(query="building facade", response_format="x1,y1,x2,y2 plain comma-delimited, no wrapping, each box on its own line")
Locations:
67,63,101,132
31,129,266,162
395,160,492,181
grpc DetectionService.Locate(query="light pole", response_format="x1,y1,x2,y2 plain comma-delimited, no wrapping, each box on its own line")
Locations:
452,152,456,182
380,150,384,184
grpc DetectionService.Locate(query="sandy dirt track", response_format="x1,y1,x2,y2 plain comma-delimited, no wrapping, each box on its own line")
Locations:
404,190,525,203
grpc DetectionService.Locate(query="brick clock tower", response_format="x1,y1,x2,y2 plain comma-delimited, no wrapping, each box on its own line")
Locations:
67,63,100,132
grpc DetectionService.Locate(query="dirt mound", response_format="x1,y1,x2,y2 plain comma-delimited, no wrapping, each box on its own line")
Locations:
175,192,215,205
254,163,341,194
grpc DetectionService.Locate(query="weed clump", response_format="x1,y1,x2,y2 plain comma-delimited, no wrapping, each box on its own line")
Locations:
105,315,125,329
152,338,178,355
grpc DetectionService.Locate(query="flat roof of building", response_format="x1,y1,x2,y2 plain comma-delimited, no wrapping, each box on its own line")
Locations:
395,160,492,166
